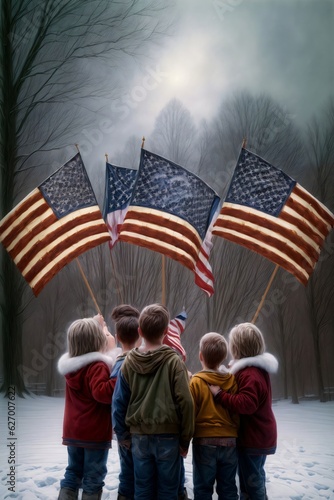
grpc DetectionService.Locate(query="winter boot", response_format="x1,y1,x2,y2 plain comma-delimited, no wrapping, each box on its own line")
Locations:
177,488,190,500
57,488,79,500
82,490,103,500
178,487,191,500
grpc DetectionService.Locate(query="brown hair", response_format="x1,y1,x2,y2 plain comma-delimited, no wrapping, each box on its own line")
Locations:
229,322,265,360
111,304,140,322
116,315,139,344
200,332,228,369
67,318,107,357
139,303,170,342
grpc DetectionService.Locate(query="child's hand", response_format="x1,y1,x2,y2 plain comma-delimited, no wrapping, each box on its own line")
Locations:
119,439,131,450
179,446,188,458
209,384,221,396
93,314,105,328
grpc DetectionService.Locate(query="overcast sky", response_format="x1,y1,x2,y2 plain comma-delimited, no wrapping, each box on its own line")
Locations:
89,0,333,163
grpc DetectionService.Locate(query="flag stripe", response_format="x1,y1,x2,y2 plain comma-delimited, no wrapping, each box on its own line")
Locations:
215,214,314,273
285,189,332,239
293,184,334,226
120,207,202,268
212,148,334,285
30,234,110,296
119,230,196,271
216,204,319,264
0,154,112,295
164,313,187,361
0,190,50,246
217,227,309,285
21,220,110,279
8,203,106,265
124,208,201,248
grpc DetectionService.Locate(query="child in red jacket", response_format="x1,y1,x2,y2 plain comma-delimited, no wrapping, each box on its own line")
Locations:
209,322,278,500
57,317,119,500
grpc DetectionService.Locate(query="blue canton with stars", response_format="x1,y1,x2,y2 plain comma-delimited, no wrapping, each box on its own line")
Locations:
104,163,137,217
39,153,97,219
226,149,296,217
130,149,220,240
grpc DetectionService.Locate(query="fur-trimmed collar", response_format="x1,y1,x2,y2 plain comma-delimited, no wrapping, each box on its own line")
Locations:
58,348,121,376
228,352,279,375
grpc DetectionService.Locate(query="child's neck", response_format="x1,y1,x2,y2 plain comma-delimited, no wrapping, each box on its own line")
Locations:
139,339,163,352
201,361,220,372
121,343,137,353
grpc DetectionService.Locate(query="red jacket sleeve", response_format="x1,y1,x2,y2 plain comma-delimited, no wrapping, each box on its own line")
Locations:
88,362,116,404
215,367,266,415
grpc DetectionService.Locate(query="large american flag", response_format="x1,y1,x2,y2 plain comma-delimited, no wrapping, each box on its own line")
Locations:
164,311,187,361
212,148,334,285
103,162,137,248
118,149,220,296
0,153,111,296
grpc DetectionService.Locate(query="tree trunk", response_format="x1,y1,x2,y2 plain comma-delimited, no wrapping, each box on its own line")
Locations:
0,1,27,395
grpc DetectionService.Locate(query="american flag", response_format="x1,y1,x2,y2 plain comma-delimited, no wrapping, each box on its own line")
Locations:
164,311,187,361
103,162,137,248
0,153,111,296
119,149,220,296
212,148,334,285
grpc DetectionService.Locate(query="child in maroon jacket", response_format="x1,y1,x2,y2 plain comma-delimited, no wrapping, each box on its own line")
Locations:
209,322,278,500
57,317,119,500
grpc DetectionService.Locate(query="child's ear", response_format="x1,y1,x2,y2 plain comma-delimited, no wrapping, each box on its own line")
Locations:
138,327,143,338
199,351,203,362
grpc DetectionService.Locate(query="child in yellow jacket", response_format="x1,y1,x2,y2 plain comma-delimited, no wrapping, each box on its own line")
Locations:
189,332,239,500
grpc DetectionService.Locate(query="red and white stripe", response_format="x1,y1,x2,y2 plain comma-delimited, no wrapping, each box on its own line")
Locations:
119,206,202,269
164,313,187,361
0,188,111,295
212,184,334,285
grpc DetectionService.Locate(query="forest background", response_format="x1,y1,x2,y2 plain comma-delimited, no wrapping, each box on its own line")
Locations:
0,0,333,404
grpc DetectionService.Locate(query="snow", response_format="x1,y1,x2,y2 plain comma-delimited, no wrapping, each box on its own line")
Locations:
1,396,333,499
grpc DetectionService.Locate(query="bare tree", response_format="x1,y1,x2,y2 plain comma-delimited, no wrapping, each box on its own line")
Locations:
149,98,197,167
0,0,172,394
112,135,142,169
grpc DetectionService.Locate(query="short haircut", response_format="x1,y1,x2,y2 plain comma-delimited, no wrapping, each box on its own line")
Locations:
67,318,107,357
229,322,265,360
200,332,228,369
111,304,140,322
116,315,139,344
139,303,170,343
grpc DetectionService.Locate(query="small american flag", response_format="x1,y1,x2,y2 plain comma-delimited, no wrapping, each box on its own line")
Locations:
212,148,334,285
164,311,187,361
103,162,137,248
119,149,220,296
0,153,111,296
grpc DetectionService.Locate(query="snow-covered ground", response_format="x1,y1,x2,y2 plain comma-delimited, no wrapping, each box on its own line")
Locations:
0,396,333,499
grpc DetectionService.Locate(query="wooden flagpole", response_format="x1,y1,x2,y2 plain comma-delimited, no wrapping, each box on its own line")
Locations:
251,264,279,323
76,258,102,315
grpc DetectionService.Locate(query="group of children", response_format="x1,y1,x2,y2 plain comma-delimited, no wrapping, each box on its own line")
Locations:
57,303,278,500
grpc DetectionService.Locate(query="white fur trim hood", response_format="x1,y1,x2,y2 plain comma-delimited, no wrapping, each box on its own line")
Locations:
58,348,122,376
228,352,279,375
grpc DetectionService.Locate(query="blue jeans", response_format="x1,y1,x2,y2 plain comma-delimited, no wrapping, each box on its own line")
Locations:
61,446,108,494
238,452,267,500
132,434,180,500
193,444,238,500
118,444,135,499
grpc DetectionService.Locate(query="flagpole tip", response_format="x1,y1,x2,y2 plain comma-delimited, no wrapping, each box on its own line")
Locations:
242,137,247,148
141,136,145,149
